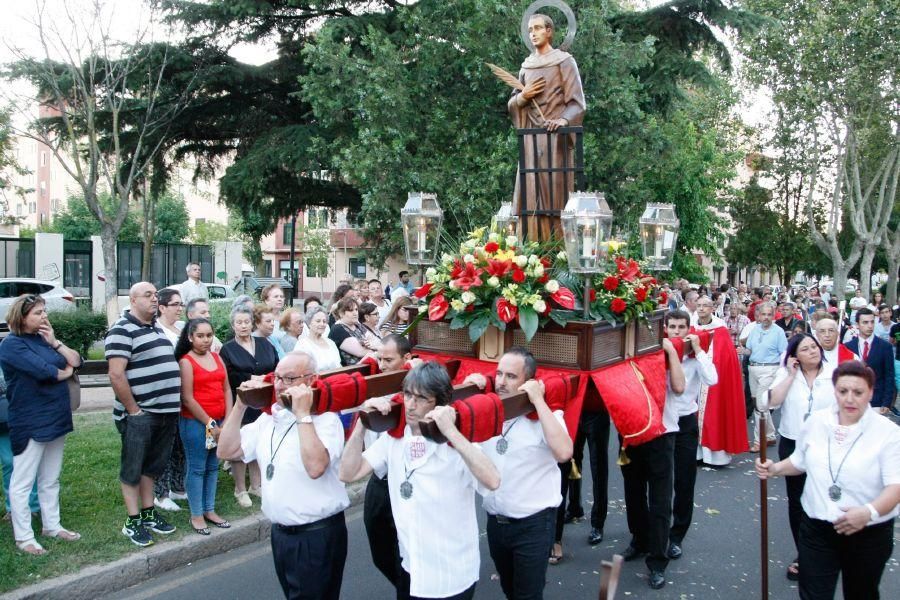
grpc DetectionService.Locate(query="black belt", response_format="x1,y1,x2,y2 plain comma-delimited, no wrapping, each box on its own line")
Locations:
491,506,556,525
749,362,780,367
274,511,344,534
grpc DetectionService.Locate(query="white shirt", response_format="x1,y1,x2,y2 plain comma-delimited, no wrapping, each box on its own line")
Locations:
363,428,483,598
667,350,717,418
180,279,208,304
790,405,900,524
688,309,698,326
240,405,350,525
372,298,392,327
292,336,342,372
822,346,858,367
766,365,836,440
481,412,565,518
739,321,757,344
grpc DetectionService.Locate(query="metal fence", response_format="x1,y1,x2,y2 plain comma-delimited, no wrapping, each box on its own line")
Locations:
117,242,213,294
0,238,35,278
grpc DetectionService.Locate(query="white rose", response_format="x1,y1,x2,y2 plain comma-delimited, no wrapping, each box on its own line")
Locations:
533,299,547,313
463,253,475,263
515,255,528,268
533,264,544,277
461,291,476,304
528,254,539,265
442,253,454,264
545,280,560,293
425,267,436,278
450,299,465,311
506,235,518,247
488,276,500,288
557,250,567,261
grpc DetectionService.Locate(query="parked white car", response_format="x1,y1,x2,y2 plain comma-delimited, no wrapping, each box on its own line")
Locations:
0,278,77,338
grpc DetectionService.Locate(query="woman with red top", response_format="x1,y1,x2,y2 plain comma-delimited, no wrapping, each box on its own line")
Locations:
175,319,233,535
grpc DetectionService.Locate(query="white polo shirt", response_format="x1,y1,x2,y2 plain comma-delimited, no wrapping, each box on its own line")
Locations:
481,411,565,519
667,350,717,418
766,365,836,440
790,405,900,524
363,427,483,598
240,405,350,526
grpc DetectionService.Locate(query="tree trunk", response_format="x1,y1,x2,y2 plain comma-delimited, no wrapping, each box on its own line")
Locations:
886,257,899,305
100,222,121,326
832,269,849,304
141,189,157,282
857,242,877,300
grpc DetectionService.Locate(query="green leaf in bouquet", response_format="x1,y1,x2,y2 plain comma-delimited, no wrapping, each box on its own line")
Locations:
450,312,476,329
468,313,491,343
518,306,539,341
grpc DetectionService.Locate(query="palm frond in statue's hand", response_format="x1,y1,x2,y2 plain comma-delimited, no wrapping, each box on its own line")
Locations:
486,63,547,123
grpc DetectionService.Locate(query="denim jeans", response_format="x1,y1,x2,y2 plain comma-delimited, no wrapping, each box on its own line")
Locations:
178,417,219,517
0,431,39,513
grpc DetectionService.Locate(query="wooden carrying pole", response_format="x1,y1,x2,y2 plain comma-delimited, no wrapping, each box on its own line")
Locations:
759,411,769,600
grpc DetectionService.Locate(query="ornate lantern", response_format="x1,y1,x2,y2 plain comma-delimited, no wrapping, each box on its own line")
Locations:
639,203,680,271
561,192,613,317
401,192,443,266
494,202,519,238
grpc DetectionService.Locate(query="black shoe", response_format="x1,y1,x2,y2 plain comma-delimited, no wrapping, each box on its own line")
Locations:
588,528,604,545
667,542,682,560
889,407,900,418
141,508,176,535
622,544,647,562
122,517,154,547
648,570,666,590
564,510,585,524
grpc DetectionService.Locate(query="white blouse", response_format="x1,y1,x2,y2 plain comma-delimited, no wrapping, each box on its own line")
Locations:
292,336,342,372
789,405,900,524
766,364,836,440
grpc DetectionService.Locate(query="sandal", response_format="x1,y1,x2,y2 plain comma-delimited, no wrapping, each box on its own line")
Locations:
42,528,81,541
548,543,563,565
749,443,760,453
787,561,799,581
193,526,211,536
16,539,47,555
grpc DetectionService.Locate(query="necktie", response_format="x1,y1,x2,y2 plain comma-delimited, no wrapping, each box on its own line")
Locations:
862,340,869,362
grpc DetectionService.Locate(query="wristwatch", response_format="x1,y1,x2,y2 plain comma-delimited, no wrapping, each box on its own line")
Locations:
297,415,313,425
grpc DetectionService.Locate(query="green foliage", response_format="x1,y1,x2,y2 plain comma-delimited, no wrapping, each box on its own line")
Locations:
191,219,239,245
152,193,191,243
48,310,109,356
49,194,141,241
206,300,235,343
0,105,29,213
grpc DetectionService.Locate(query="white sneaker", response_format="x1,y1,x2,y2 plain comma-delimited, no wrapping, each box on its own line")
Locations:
168,490,188,501
154,496,181,511
234,490,252,508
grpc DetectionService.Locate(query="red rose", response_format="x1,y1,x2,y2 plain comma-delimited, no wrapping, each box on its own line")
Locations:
413,282,433,298
635,287,648,302
537,273,549,284
428,293,449,321
589,289,597,302
497,298,518,323
512,268,526,283
610,298,627,314
551,287,576,309
660,291,668,304
539,256,551,268
603,276,619,291
484,241,499,253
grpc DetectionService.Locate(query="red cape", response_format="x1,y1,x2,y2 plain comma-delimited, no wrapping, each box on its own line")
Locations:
691,324,748,454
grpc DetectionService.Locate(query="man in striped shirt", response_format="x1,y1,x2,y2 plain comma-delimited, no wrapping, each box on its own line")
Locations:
105,282,182,547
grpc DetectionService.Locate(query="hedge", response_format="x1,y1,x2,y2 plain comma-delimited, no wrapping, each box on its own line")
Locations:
49,309,109,356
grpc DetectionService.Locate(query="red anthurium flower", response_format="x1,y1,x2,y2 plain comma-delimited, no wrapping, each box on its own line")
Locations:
551,287,576,309
511,268,526,283
589,289,597,302
452,263,484,291
616,257,641,282
428,293,449,321
610,298,627,314
540,302,552,316
497,298,518,323
485,258,513,278
484,241,499,253
413,282,434,298
603,276,619,291
635,287,648,302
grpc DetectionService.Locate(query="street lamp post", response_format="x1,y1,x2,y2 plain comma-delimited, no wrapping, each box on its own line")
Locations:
401,192,443,284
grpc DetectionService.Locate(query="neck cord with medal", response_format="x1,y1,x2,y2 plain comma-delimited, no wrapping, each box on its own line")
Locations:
801,367,821,422
266,421,296,481
496,417,521,455
826,425,864,501
400,463,419,500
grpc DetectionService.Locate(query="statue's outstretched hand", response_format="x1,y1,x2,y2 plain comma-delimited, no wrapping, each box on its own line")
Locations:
521,77,546,101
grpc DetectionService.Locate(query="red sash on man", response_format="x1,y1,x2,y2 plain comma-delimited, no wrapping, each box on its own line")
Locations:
691,323,749,454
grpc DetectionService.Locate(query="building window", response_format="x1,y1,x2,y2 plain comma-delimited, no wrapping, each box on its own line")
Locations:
279,260,299,283
282,221,294,245
349,257,366,279
16,204,23,217
29,202,36,214
307,208,329,229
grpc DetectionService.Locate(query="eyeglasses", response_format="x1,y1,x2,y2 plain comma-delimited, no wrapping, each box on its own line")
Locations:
274,373,317,386
403,392,436,406
21,294,41,315
162,302,185,307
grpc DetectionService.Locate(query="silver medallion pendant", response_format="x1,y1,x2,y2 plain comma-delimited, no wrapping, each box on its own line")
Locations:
400,480,413,500
828,484,841,501
496,438,509,455
266,463,275,481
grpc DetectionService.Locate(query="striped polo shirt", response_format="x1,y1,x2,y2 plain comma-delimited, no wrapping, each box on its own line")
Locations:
105,310,181,420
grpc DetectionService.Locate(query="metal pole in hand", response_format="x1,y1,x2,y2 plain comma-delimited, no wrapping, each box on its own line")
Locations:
583,275,592,320
759,410,769,600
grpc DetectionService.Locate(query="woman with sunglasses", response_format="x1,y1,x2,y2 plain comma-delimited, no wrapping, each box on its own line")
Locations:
0,294,83,555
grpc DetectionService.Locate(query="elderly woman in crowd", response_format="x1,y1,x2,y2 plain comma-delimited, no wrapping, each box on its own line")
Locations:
292,307,341,371
329,297,372,366
260,284,286,342
757,361,900,599
764,333,837,582
219,306,278,508
0,294,82,555
253,304,285,360
725,302,750,348
278,308,304,354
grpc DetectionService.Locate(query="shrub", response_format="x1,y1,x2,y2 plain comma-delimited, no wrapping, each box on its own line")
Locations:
49,310,109,356
207,301,235,343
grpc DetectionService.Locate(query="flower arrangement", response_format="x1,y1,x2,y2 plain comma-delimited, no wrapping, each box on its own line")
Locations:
589,255,663,323
413,227,577,342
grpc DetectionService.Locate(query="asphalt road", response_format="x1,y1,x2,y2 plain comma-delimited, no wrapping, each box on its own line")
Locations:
104,430,900,600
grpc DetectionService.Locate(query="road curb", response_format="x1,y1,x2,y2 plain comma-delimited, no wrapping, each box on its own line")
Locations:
2,478,368,600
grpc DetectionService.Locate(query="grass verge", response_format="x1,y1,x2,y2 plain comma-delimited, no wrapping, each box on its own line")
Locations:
0,411,259,594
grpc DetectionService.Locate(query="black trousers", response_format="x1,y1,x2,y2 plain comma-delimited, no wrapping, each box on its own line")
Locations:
779,436,805,555
555,460,571,543
565,409,610,530
486,507,556,600
670,413,699,545
364,474,401,587
621,433,675,573
270,512,347,600
396,569,476,600
799,513,894,600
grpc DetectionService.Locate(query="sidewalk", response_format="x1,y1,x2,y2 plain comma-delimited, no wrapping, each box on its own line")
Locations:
79,385,116,413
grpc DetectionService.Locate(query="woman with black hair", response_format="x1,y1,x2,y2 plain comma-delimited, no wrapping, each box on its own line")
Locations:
175,319,232,535
765,333,837,581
